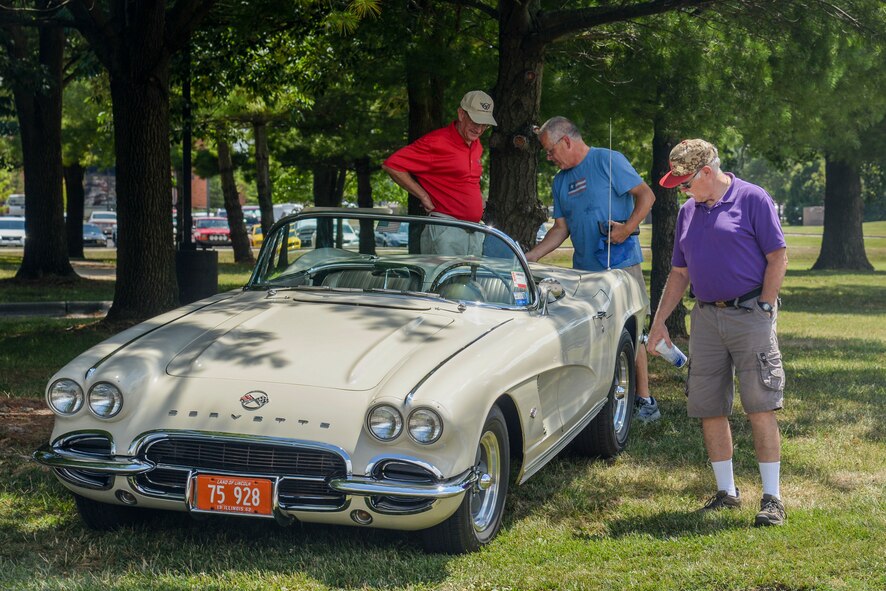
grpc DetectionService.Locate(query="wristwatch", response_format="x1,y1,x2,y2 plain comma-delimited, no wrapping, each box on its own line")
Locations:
757,301,774,316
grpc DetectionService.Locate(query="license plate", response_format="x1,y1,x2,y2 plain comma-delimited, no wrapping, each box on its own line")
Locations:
194,475,273,515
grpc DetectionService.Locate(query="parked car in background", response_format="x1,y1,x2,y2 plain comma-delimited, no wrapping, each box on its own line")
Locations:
0,216,25,246
34,209,648,554
296,218,357,248
193,217,231,247
87,211,117,237
536,222,550,243
375,221,409,247
82,223,108,247
250,224,300,249
6,194,25,216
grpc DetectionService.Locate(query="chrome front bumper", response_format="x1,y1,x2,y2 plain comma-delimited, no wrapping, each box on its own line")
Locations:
33,443,474,501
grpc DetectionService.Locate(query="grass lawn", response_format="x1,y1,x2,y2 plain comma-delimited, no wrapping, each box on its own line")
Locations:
0,229,884,590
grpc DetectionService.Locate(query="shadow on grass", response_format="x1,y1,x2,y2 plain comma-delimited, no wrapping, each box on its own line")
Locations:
0,459,452,589
780,271,885,315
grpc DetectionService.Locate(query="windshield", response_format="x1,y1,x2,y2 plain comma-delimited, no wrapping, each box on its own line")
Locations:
92,212,116,220
196,218,228,229
0,219,24,230
248,212,534,308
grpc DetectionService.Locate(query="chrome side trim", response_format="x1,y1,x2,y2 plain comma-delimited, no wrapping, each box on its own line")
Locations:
404,319,513,404
33,444,154,474
328,469,476,499
518,397,608,484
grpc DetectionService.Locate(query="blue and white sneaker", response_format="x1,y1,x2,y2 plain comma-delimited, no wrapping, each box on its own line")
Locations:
635,395,661,423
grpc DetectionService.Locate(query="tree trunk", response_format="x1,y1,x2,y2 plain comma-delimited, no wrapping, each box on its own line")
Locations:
253,119,275,234
107,59,178,321
218,137,254,264
650,127,689,338
812,157,872,271
355,156,376,255
312,164,344,207
485,0,547,248
64,162,86,259
7,21,74,279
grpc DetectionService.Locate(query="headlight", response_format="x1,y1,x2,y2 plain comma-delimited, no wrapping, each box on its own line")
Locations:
367,405,403,441
88,382,123,418
47,379,84,415
407,408,443,444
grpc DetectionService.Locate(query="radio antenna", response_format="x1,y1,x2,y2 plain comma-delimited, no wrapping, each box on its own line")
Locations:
607,118,612,270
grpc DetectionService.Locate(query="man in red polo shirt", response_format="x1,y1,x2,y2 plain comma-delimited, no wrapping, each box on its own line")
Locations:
382,90,497,255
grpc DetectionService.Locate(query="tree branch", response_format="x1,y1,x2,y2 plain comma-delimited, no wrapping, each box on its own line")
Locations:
66,0,116,71
439,0,498,20
539,0,717,44
165,0,219,56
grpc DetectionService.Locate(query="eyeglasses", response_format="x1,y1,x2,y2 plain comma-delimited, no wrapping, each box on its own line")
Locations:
542,136,565,156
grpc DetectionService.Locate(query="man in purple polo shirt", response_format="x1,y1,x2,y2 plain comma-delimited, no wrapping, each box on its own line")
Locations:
647,139,788,527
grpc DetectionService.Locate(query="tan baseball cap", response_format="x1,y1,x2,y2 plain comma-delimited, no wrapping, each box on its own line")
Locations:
659,139,718,188
460,90,497,126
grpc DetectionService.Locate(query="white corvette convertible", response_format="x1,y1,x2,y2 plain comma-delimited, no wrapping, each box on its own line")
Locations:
34,209,648,554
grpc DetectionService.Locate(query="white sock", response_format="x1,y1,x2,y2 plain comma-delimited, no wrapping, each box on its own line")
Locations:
711,459,736,497
759,461,781,498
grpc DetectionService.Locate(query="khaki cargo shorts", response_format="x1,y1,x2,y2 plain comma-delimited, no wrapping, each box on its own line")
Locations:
686,297,785,418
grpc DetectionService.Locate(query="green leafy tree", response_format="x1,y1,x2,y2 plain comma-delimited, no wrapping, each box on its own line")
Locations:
62,74,114,258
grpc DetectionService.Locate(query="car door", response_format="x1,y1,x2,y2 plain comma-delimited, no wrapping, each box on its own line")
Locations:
553,283,615,433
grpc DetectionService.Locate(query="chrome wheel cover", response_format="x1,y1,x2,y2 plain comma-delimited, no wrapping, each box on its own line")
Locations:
612,348,631,435
470,430,501,533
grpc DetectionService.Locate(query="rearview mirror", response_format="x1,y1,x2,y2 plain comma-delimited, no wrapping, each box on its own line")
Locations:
537,278,565,316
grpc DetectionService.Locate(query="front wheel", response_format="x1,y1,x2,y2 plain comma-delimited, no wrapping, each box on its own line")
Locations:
571,328,636,458
420,405,510,554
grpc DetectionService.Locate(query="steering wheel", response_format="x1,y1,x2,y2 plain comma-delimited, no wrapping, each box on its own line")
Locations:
430,261,515,305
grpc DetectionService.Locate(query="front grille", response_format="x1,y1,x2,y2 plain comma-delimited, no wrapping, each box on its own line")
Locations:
136,436,348,510
375,461,437,484
64,434,113,456
142,437,346,477
57,468,113,490
54,434,114,490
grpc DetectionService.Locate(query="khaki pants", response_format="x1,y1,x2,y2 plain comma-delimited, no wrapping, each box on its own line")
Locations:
421,213,484,256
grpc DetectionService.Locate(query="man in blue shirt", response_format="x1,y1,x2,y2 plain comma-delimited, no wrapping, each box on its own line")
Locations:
526,116,658,421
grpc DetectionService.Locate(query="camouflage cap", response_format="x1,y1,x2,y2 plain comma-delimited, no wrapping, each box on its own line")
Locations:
659,139,718,188
459,90,497,126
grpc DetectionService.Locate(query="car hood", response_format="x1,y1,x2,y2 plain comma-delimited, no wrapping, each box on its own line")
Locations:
162,291,501,391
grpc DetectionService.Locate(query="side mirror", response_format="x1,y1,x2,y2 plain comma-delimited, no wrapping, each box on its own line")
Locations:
537,278,565,316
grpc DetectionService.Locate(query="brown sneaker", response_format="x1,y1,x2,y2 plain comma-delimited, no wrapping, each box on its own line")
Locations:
755,494,786,526
699,488,741,512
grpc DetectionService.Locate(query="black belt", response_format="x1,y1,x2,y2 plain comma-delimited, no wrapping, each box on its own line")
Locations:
698,287,762,309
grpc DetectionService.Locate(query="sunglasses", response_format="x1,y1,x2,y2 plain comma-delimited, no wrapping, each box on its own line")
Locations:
676,168,702,190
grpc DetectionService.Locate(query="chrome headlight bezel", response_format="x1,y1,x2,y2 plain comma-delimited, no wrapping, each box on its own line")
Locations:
407,408,443,445
366,404,403,442
87,382,124,418
47,379,84,416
